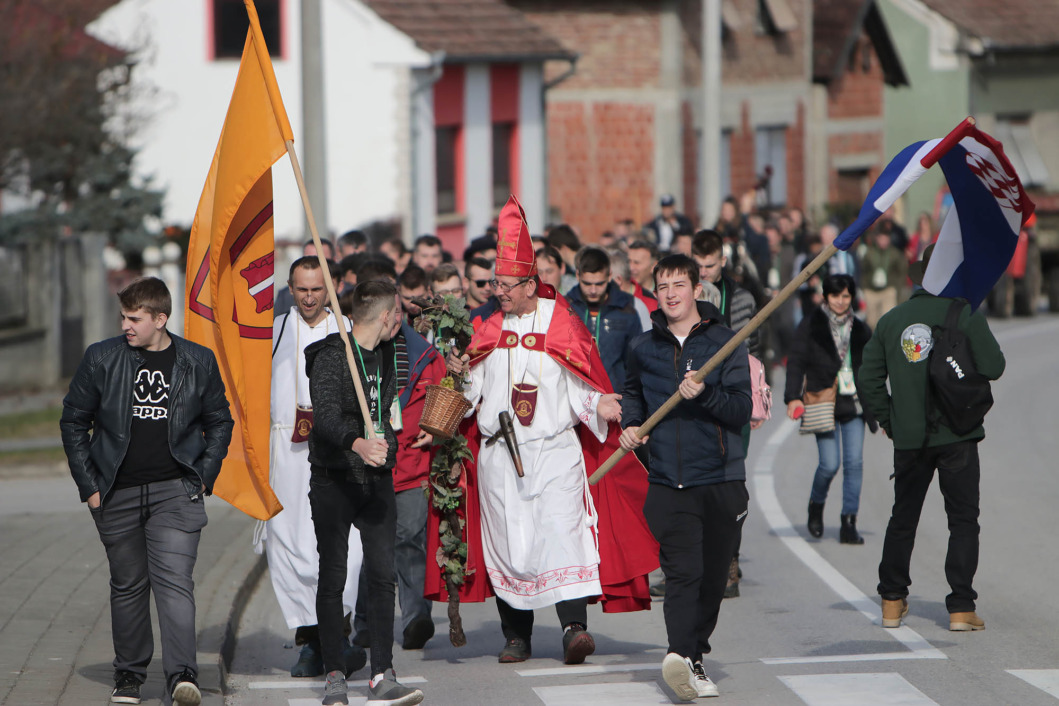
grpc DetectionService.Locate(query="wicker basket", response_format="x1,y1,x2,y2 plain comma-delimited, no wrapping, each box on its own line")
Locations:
420,384,473,440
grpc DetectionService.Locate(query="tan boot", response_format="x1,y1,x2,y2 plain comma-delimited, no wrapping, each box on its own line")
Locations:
949,611,985,631
881,598,908,628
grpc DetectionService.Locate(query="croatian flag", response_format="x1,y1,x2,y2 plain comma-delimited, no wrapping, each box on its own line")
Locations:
834,120,1035,310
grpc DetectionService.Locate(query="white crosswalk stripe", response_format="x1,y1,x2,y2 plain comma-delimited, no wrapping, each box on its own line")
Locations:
779,673,939,705
1008,670,1059,699
533,681,672,705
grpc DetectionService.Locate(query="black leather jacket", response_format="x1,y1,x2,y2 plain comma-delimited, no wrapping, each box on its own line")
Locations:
60,334,234,502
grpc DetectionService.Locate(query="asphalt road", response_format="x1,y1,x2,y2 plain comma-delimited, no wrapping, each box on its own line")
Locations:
224,315,1059,706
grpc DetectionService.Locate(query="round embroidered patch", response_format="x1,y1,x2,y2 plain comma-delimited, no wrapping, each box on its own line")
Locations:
900,323,933,363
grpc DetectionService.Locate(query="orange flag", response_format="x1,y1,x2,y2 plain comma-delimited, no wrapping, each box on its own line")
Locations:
185,0,293,520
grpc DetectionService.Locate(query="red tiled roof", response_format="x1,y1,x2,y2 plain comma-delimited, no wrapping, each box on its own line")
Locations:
918,0,1059,50
359,0,574,62
2,1,124,62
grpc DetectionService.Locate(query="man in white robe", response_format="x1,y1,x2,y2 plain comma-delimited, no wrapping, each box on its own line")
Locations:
254,257,365,677
448,197,623,666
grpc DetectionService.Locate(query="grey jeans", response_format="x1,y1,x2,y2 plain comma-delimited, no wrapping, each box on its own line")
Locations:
91,478,206,693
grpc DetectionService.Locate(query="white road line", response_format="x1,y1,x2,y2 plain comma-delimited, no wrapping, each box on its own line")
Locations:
516,662,660,677
533,681,672,705
249,675,427,689
755,420,946,664
779,673,939,705
1008,670,1059,699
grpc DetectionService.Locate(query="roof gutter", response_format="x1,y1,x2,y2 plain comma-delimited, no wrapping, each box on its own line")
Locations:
544,54,579,90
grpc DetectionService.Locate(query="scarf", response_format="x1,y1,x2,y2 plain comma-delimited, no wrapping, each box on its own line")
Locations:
823,304,853,363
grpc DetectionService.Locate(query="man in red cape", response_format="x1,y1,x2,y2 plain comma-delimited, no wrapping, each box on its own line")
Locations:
426,196,658,665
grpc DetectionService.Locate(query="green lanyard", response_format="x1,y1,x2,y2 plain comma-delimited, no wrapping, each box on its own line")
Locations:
583,309,602,346
354,341,383,432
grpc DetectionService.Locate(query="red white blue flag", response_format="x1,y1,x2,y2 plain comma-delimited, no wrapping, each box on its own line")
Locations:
834,119,1035,310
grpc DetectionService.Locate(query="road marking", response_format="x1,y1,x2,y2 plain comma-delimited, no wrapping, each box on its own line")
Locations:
755,420,946,664
1008,670,1059,698
533,681,671,705
249,675,427,689
779,673,939,705
516,663,660,677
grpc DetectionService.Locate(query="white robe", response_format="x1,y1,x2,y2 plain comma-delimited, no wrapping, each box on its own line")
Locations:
464,298,608,610
253,308,362,630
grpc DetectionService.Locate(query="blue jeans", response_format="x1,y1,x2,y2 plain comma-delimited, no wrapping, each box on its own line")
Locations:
811,417,865,515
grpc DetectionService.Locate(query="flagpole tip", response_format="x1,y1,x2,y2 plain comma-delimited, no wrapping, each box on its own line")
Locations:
966,116,976,126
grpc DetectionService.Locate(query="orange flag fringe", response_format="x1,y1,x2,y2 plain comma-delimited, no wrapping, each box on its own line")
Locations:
185,0,294,520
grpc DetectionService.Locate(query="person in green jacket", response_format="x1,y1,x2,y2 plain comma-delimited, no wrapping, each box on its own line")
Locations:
857,245,1005,634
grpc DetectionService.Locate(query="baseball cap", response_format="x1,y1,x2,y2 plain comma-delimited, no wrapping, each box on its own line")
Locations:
660,194,675,207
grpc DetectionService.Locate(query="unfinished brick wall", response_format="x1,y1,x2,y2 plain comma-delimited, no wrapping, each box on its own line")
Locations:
547,102,655,240
510,0,661,90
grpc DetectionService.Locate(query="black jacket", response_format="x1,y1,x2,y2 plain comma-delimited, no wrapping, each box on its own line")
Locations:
566,281,643,389
60,334,234,502
784,306,875,425
305,332,397,482
621,302,752,489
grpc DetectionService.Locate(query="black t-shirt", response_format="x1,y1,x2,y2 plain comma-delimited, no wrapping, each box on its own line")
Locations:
115,344,182,489
356,343,386,434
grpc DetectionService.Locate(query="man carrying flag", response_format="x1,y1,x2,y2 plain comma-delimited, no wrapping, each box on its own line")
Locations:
852,121,1031,632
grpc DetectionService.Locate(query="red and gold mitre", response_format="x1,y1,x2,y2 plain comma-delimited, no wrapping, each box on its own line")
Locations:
494,195,537,278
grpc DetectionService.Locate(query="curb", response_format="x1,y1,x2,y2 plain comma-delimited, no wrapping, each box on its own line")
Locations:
219,553,267,694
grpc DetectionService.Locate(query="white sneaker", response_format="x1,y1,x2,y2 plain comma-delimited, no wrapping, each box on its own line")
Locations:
693,661,720,697
662,653,698,701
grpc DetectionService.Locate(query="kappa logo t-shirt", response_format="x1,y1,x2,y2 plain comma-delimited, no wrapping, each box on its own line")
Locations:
115,344,183,489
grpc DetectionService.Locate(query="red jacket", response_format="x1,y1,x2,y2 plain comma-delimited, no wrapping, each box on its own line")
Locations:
393,324,447,493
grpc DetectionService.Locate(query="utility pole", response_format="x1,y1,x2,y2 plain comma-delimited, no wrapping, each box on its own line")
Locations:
301,0,329,238
700,0,722,227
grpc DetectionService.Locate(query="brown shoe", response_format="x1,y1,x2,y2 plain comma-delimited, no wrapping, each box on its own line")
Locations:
881,598,908,628
949,611,985,631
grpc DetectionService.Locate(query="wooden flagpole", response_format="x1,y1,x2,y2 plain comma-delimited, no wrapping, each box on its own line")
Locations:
285,140,376,439
588,243,839,484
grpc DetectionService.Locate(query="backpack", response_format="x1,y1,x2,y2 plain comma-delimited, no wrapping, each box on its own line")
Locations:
926,300,993,436
748,353,772,422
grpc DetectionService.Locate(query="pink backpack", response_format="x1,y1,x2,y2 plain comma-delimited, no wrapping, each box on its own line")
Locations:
748,354,772,422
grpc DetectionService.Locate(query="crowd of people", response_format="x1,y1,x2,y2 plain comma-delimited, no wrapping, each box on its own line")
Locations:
60,190,1005,706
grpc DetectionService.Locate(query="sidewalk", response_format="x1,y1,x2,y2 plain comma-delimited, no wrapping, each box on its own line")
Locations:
0,478,265,705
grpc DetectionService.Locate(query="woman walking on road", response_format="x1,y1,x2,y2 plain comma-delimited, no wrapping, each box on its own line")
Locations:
784,274,875,544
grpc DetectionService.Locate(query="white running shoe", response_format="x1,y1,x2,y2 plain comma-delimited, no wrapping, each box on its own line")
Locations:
693,661,720,697
662,653,698,702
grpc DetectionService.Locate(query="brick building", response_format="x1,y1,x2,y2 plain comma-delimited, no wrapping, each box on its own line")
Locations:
509,0,907,240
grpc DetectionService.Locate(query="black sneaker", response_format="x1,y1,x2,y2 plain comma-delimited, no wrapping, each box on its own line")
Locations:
111,671,141,704
649,578,666,597
402,615,436,650
497,637,531,663
171,669,201,706
562,623,596,665
366,669,424,706
322,670,348,705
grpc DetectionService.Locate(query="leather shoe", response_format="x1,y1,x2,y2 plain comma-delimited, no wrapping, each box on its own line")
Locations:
949,611,985,631
290,641,324,677
402,615,435,650
498,637,531,663
881,598,908,628
562,624,595,665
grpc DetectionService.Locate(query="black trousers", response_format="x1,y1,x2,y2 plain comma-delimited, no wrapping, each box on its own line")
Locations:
496,597,589,643
877,440,981,613
309,470,397,677
643,480,747,661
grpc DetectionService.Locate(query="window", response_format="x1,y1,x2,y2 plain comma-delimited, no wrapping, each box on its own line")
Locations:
835,168,870,207
436,126,458,215
492,123,514,210
754,126,787,207
995,116,1050,187
214,0,281,59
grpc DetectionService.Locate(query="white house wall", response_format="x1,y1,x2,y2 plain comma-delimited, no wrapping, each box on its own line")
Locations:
88,0,430,241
